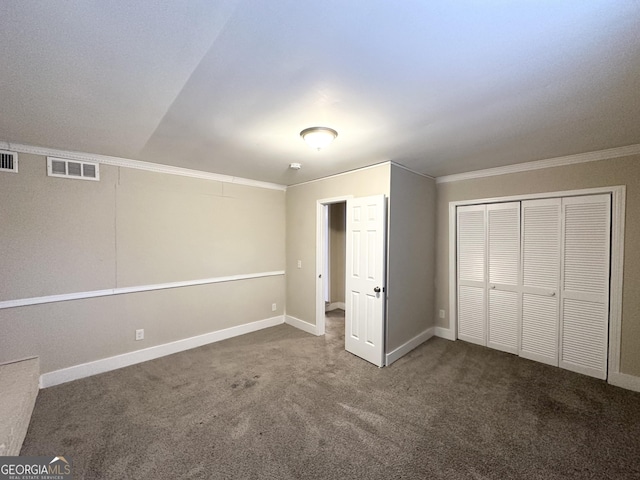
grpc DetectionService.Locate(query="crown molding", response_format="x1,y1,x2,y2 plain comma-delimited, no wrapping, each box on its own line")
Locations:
390,161,435,180
288,161,392,188
0,141,286,191
436,144,640,184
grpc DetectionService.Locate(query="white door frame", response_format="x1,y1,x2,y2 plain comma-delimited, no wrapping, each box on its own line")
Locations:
316,195,353,336
448,185,626,382
323,205,330,303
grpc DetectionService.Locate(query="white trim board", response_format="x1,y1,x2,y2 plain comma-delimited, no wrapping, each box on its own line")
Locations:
434,327,456,341
385,328,434,366
289,162,391,188
436,144,640,184
284,315,319,336
285,160,434,189
40,315,284,388
390,161,434,180
447,186,626,387
608,372,640,394
0,141,286,191
0,270,285,310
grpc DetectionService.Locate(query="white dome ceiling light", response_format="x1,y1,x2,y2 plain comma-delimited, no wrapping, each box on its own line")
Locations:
300,127,338,151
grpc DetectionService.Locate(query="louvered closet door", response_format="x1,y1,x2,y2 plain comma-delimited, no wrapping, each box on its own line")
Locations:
520,198,561,366
560,195,611,379
487,203,521,354
457,205,486,346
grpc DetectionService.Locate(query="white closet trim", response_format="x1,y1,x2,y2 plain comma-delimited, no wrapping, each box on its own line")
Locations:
447,186,626,385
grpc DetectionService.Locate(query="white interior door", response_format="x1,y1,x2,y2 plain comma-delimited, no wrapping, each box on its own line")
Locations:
457,205,487,346
345,194,386,367
559,194,611,379
520,198,561,366
487,202,521,354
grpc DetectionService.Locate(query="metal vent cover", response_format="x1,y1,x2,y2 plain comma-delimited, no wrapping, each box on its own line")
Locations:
47,157,100,181
0,150,18,172
51,159,66,175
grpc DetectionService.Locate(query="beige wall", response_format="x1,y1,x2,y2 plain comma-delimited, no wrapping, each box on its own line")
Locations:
286,164,391,324
285,163,438,356
0,154,117,300
387,165,436,352
435,155,640,376
0,154,286,373
0,277,284,373
329,203,346,304
116,172,285,285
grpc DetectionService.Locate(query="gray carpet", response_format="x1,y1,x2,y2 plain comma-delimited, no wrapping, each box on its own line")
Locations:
22,310,640,479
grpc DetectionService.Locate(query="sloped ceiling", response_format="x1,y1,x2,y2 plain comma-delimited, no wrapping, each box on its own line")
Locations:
1,0,639,185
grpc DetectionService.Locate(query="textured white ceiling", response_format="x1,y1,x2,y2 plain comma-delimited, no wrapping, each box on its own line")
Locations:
1,0,638,184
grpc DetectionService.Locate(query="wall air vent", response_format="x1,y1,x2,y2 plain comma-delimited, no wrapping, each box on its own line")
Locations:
47,157,100,181
0,150,18,173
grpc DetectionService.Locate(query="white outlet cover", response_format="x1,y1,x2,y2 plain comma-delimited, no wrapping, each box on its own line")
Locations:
439,309,446,319
135,329,144,340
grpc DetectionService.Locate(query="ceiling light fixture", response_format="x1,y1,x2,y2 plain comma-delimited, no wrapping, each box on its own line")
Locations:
300,126,338,151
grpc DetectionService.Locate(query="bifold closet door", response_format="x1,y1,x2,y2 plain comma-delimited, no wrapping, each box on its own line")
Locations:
457,205,486,346
520,198,561,366
560,194,611,379
487,203,521,354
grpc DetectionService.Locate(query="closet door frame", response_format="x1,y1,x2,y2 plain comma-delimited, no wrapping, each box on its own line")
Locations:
448,186,625,384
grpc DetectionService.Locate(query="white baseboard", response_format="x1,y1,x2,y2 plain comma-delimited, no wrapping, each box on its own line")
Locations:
325,302,345,312
40,315,284,388
435,327,456,341
608,372,640,393
386,327,435,366
284,315,319,336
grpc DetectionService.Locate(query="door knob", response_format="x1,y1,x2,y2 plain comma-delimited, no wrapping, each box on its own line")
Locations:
374,286,381,293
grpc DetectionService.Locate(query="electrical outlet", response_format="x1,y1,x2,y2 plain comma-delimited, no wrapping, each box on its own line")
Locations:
135,329,144,341
297,260,302,269
439,309,446,319
272,303,277,312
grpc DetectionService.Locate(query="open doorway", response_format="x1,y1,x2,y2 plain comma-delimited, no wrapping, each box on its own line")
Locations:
316,194,387,366
324,203,346,342
315,196,351,336
325,202,346,313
